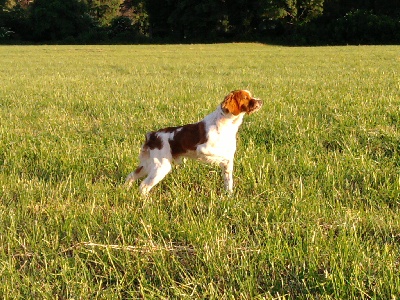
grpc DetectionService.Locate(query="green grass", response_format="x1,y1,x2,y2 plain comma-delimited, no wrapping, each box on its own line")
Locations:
0,44,399,299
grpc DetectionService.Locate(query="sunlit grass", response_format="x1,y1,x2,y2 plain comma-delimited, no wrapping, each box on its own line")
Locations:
0,44,399,299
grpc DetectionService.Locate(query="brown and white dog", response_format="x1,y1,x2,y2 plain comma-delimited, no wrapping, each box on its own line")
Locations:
126,90,263,195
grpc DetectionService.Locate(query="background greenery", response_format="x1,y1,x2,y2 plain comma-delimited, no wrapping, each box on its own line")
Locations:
0,44,400,298
0,0,399,44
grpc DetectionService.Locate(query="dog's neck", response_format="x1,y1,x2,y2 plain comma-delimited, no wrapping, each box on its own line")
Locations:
202,105,244,131
217,104,245,126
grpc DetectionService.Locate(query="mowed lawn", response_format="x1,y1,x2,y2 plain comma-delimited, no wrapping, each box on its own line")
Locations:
0,44,399,299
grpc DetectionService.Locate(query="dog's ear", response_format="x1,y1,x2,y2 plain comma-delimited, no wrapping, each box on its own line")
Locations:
221,91,241,115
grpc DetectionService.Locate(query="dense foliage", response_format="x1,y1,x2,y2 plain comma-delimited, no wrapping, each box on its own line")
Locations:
0,0,399,44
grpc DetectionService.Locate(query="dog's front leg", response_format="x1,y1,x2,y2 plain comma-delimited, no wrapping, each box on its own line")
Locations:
220,160,234,193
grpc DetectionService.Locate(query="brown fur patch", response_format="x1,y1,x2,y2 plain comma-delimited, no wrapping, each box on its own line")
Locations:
144,132,163,150
166,122,207,158
134,166,143,174
222,91,241,115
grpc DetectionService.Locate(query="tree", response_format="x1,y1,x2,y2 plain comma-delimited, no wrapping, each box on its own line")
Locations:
224,0,262,37
1,0,32,40
0,0,6,23
119,0,149,35
84,0,123,26
167,0,226,40
144,0,175,38
262,0,324,32
323,0,400,19
29,0,92,41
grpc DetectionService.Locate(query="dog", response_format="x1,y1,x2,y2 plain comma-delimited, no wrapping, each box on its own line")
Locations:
126,90,263,195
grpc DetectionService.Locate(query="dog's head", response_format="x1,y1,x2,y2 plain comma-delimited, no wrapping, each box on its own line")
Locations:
221,90,263,116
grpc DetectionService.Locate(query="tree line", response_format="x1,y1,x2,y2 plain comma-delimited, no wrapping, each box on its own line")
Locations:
1,0,399,45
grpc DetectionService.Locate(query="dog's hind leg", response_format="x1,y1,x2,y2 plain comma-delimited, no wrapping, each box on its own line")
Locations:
125,165,147,186
126,145,150,186
139,159,172,196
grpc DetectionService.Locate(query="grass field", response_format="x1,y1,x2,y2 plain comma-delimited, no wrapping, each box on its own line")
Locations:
0,44,399,299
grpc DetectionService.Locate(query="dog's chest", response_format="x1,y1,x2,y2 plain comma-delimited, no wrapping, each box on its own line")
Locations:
206,123,237,148
194,121,239,164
